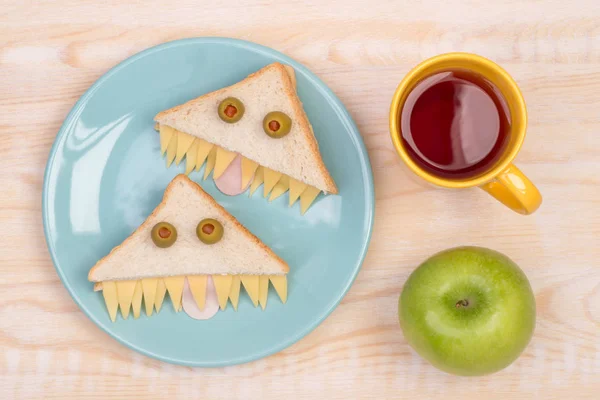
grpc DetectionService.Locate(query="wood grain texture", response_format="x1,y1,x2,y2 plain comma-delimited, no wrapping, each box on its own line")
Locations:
1,0,599,398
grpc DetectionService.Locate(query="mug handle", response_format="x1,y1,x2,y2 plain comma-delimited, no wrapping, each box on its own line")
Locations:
480,164,542,215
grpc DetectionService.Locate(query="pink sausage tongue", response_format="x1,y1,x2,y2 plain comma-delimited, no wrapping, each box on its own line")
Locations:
214,155,253,196
182,277,219,320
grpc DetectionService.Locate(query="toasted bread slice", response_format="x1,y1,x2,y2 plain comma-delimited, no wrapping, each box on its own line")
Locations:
154,62,338,213
89,175,288,320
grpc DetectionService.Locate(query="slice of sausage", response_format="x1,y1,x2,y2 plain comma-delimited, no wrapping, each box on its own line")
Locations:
214,155,253,196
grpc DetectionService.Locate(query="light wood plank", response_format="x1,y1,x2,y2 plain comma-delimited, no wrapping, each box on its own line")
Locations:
1,0,599,398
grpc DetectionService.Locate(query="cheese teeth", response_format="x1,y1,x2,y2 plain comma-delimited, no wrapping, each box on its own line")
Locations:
159,127,321,213
97,275,287,322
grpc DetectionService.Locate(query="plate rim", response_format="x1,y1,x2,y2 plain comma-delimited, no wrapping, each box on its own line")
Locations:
42,37,375,367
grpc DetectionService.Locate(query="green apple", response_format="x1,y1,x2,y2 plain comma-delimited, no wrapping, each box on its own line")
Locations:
398,246,535,376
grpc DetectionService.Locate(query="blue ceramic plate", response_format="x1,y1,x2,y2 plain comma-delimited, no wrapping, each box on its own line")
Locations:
43,38,374,367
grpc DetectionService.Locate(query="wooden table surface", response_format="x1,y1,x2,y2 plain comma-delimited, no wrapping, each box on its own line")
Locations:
2,0,599,399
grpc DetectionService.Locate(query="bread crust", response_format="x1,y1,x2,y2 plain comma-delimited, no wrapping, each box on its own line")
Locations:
154,63,338,194
88,174,289,282
275,63,338,194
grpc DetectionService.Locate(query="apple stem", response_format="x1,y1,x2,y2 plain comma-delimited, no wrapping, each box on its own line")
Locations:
455,299,469,308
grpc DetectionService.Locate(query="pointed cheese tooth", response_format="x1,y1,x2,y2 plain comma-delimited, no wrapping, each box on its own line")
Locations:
203,147,217,180
269,175,290,202
141,278,158,317
288,178,307,207
164,276,185,312
240,275,259,307
228,276,241,311
195,139,214,172
101,281,118,322
185,140,199,175
259,275,269,310
300,186,321,214
263,168,283,198
249,167,264,197
187,275,208,310
131,281,143,319
270,275,287,303
154,278,167,313
213,147,237,179
212,275,233,310
116,280,137,319
165,132,178,167
175,131,196,165
241,157,259,189
159,125,175,155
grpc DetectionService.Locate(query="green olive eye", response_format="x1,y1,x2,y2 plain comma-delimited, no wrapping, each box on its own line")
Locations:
263,111,292,138
151,222,177,248
196,218,224,244
218,97,245,123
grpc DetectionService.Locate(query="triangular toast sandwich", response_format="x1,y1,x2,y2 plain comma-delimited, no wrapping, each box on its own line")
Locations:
89,174,289,322
153,62,338,214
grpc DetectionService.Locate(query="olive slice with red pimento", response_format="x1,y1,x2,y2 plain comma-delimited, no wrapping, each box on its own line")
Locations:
263,111,292,138
196,218,224,244
218,97,245,123
151,222,178,248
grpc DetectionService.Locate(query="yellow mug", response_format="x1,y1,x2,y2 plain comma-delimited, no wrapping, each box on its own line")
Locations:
389,53,542,215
